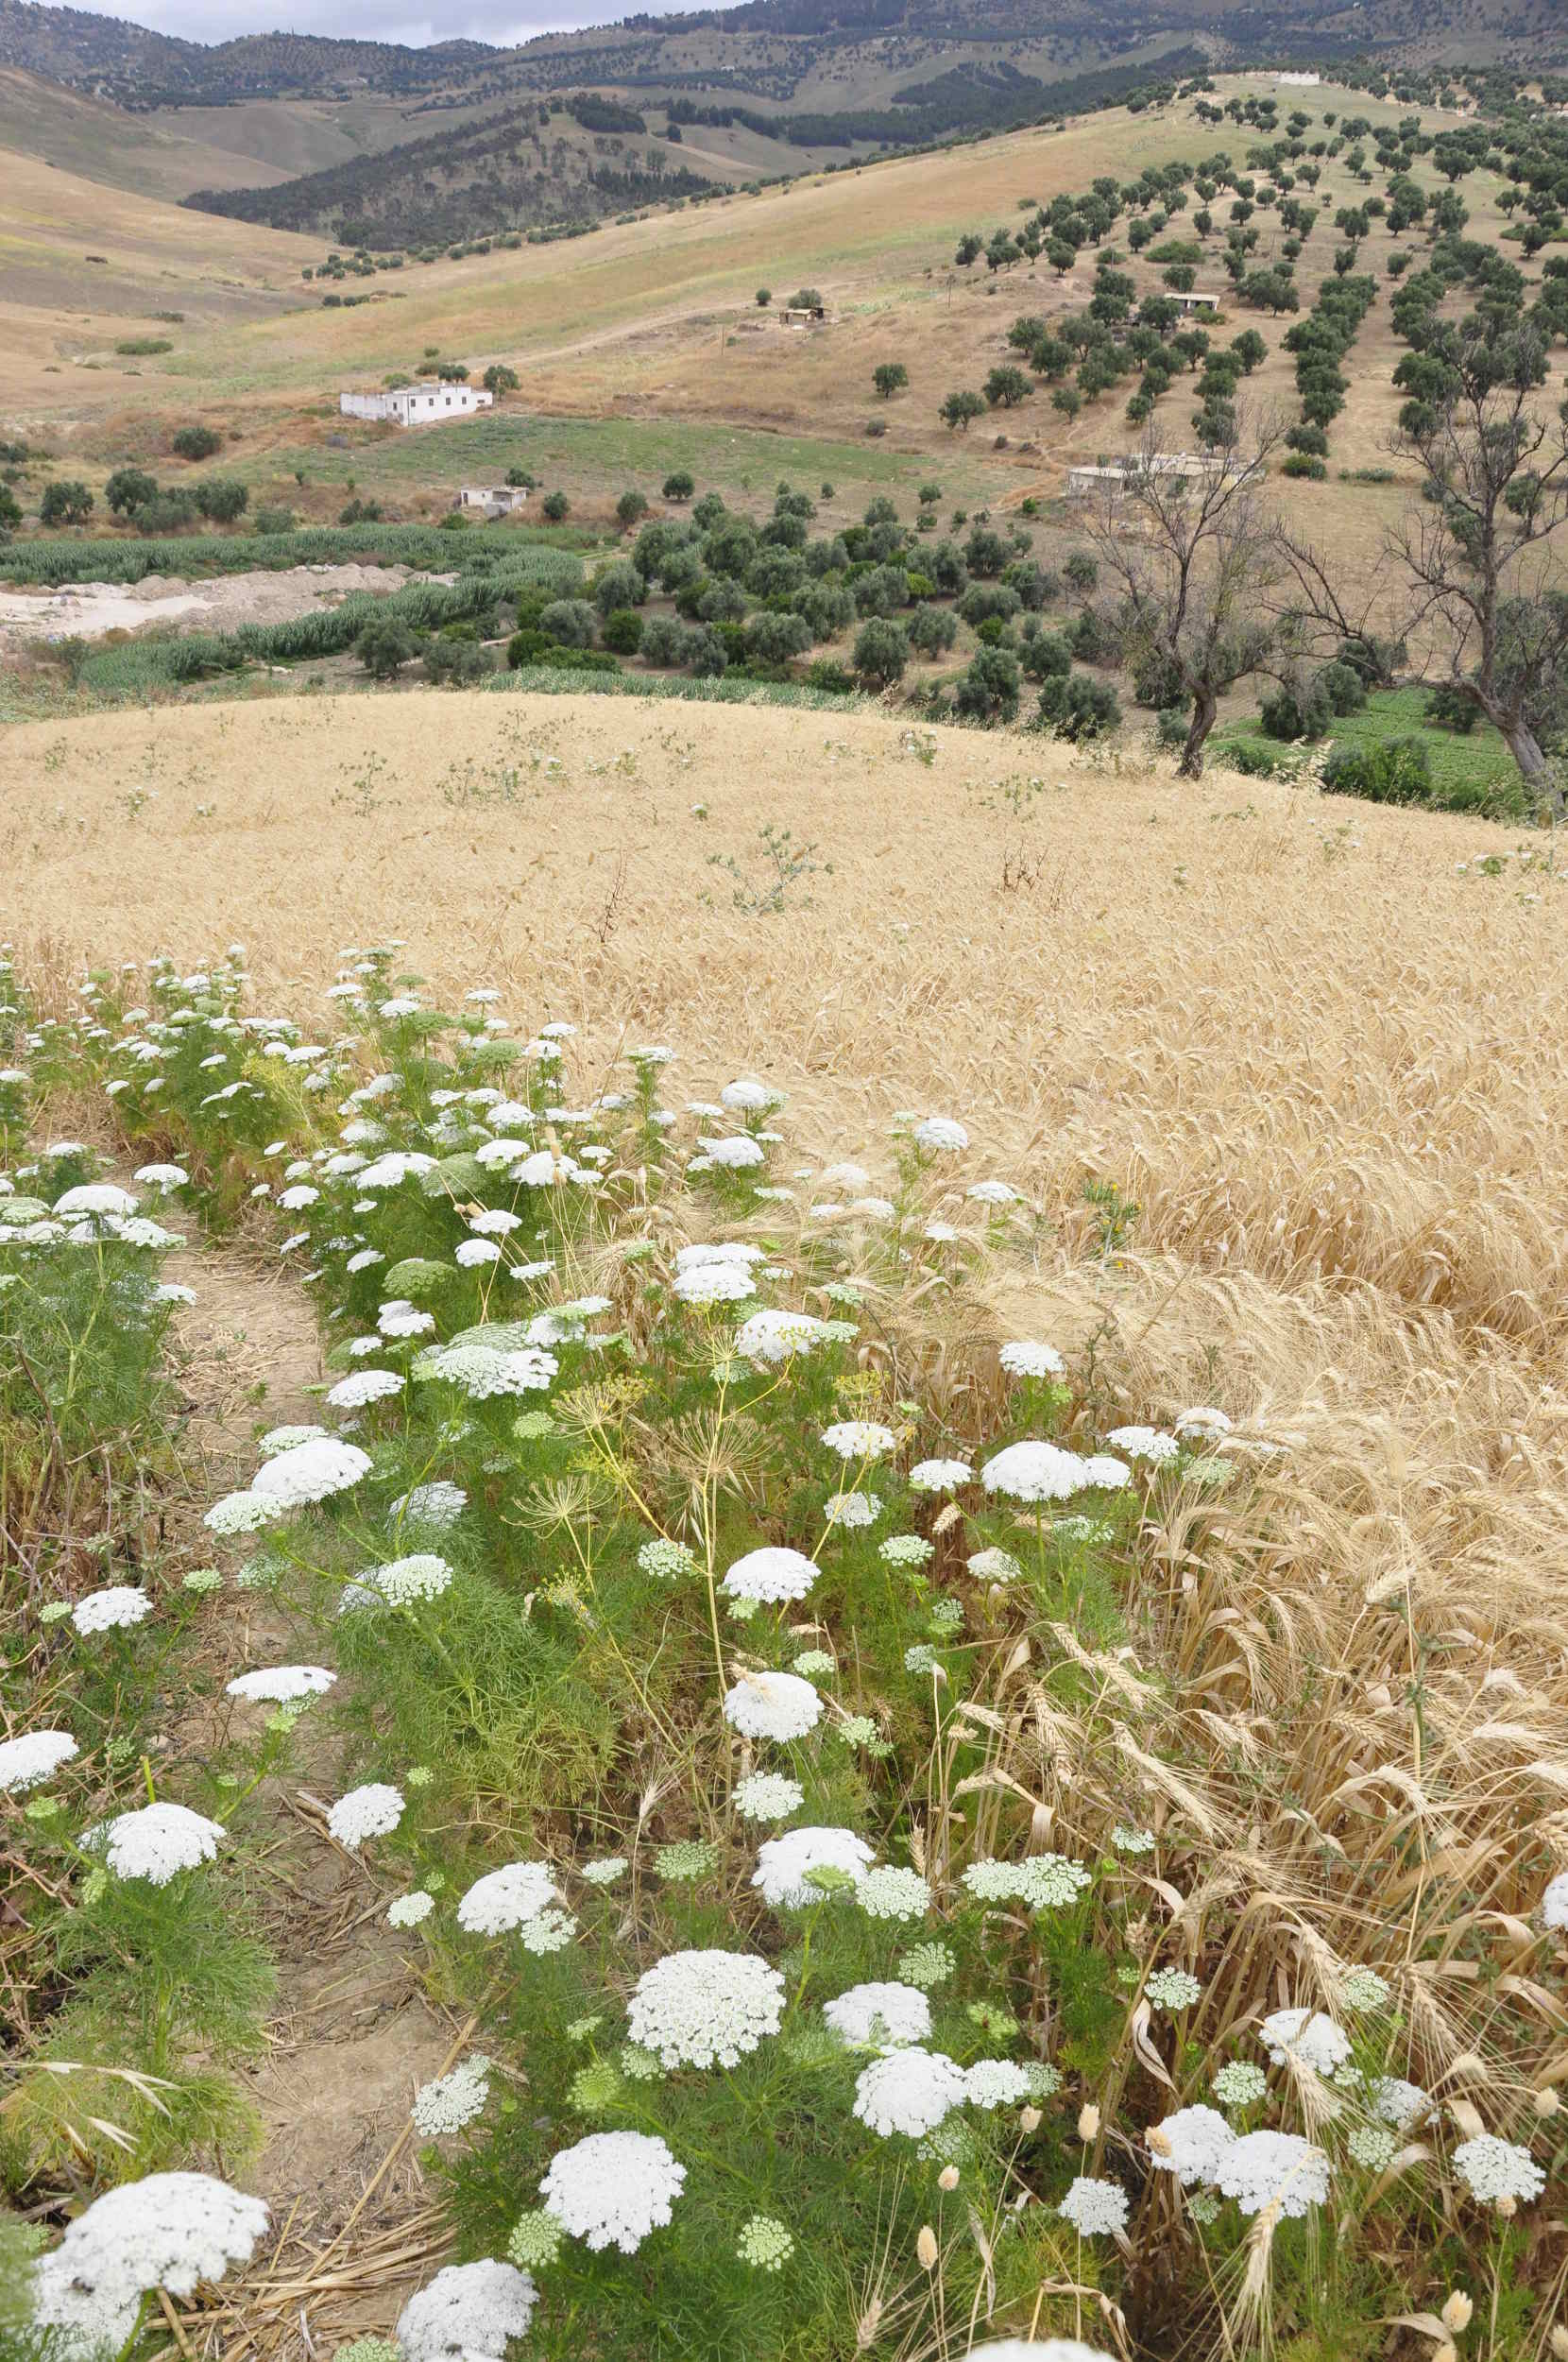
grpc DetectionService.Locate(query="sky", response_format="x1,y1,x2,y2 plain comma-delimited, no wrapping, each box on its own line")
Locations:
69,0,694,47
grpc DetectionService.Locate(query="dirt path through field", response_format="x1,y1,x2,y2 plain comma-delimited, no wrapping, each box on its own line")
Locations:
159,1224,453,2359
0,562,423,654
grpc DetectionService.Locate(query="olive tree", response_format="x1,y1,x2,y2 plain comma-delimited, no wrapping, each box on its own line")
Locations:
1082,410,1287,778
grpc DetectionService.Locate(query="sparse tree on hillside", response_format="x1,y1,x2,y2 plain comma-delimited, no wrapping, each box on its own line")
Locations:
1082,411,1287,779
873,362,910,400
940,389,986,434
1282,323,1568,813
483,363,519,396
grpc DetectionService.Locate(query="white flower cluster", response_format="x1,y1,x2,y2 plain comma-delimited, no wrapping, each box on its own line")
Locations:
326,1368,404,1410
980,1441,1095,1502
909,1458,973,1491
963,2059,1033,2110
723,1669,822,1742
734,1308,846,1364
1147,2105,1237,2188
821,1420,896,1461
416,1342,557,1398
327,1783,404,1850
1542,1869,1568,1931
226,1666,336,1705
856,1865,931,1923
361,1553,454,1606
732,1771,804,1822
638,1535,696,1581
1213,2130,1332,2218
32,2171,270,2358
1452,2134,1545,2206
1058,2177,1129,2236
627,1950,785,2068
753,1826,874,1908
252,1436,372,1508
457,1859,561,1933
0,1728,78,1793
412,2058,491,2138
963,1854,1092,1911
540,2130,686,2253
824,1981,931,2048
998,1341,1065,1380
824,1489,878,1529
100,1802,224,1885
396,2259,537,2362
722,1546,818,1605
853,2048,967,2138
392,1480,467,1528
72,1586,152,1635
1106,1425,1180,1465
1259,2007,1351,2078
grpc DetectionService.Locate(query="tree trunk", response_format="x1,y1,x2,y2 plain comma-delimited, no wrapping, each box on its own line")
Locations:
1179,684,1218,779
1493,711,1564,819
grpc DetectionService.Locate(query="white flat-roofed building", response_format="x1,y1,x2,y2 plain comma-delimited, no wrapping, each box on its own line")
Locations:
339,382,495,426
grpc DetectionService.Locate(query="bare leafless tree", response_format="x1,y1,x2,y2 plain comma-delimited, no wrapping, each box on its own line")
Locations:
1081,409,1288,779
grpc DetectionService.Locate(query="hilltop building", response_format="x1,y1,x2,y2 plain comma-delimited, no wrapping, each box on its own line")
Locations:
339,383,494,427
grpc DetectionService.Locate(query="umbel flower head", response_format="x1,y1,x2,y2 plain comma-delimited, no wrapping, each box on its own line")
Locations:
1214,2130,1332,2217
734,1308,845,1364
1259,2007,1351,2078
32,2170,269,2358
824,1981,932,2049
980,1441,1091,1502
1058,2177,1130,2236
0,1728,78,1793
722,1546,819,1605
732,1771,804,1823
327,1783,404,1850
396,2258,537,2362
1146,2105,1237,2187
225,1666,336,1705
754,1825,875,1909
412,2058,491,2138
1453,2134,1546,2208
853,2048,968,2139
966,2343,1116,2361
251,1435,373,1509
71,1586,152,1635
457,1860,561,1934
626,1950,785,2068
540,2130,687,2253
723,1669,823,1743
98,1802,224,1885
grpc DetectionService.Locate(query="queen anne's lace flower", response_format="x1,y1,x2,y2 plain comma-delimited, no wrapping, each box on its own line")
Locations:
1106,1426,1180,1465
1213,2062,1269,2108
0,1729,78,1792
580,1856,627,1887
32,2170,269,2357
54,1183,138,1221
673,1260,757,1305
824,1490,879,1528
416,1343,557,1398
723,1669,823,1742
458,1860,560,1932
1369,2077,1431,2131
1259,2008,1351,2078
1175,1406,1232,1443
701,1134,765,1170
964,2059,1033,2109
1542,1870,1568,1930
360,1554,453,1607
913,1117,968,1153
1214,2130,1332,2217
1453,2134,1546,2207
1147,2105,1237,2187
853,2048,967,2138
327,1369,404,1410
100,1803,224,1884
998,1341,1065,1379
627,1950,785,2068
736,2213,794,2272
226,1666,336,1704
733,1772,804,1823
72,1586,152,1635
821,1421,896,1461
257,1424,329,1459
754,1825,874,1908
388,1891,435,1928
965,2345,1114,2362
251,1436,371,1509
412,2058,491,2137
879,1533,933,1567
825,1981,932,2048
540,2131,686,2253
396,2259,537,2362
1058,2177,1129,2236
980,1441,1091,1501
909,1458,972,1491
1147,1968,1202,2011
327,1783,403,1850
857,1865,931,1922
204,1490,282,1536
391,1481,468,1529
967,1546,1022,1583
735,1309,844,1364
722,1546,818,1605
963,1854,1092,1910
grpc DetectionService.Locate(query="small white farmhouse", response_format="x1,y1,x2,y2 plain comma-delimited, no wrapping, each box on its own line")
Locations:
455,486,528,517
339,382,495,427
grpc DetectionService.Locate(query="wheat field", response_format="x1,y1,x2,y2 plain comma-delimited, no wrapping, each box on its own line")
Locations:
9,683,1568,2344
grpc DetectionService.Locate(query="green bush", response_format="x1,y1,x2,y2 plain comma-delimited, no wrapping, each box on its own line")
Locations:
1035,670,1120,739
115,336,172,356
171,425,222,462
955,645,1022,724
601,608,644,656
424,637,493,685
356,616,420,679
538,599,598,648
251,505,297,536
662,471,695,501
1321,736,1433,803
1318,659,1367,717
853,617,910,688
541,492,570,522
1261,676,1331,742
1282,454,1328,480
805,657,857,693
196,480,249,524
